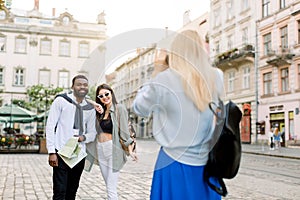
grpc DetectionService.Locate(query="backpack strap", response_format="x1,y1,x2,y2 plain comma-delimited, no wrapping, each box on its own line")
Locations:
206,177,228,197
209,98,225,119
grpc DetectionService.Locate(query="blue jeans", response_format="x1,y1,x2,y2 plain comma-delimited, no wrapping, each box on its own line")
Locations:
52,154,85,200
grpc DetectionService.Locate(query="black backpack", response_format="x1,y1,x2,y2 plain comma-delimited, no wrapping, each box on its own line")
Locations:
204,100,242,197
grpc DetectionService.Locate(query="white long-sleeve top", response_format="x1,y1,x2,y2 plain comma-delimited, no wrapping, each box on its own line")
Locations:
46,93,97,154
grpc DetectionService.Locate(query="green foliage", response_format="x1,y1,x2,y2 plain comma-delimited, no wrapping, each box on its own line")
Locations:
11,99,32,110
26,84,63,113
88,85,97,101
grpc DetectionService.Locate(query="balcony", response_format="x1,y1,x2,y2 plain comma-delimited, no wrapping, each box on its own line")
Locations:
213,44,255,70
266,47,295,67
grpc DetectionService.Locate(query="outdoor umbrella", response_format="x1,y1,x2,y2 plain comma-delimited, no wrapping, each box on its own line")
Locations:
0,104,37,123
0,116,8,123
0,116,36,123
35,110,49,122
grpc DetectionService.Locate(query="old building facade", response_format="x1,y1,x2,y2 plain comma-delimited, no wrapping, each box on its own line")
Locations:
0,4,107,105
257,0,300,144
210,0,300,145
210,0,258,143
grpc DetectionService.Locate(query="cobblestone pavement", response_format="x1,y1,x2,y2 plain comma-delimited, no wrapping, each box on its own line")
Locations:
0,139,159,200
0,139,299,199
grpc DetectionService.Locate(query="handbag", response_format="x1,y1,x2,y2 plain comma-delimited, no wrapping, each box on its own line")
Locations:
117,107,136,156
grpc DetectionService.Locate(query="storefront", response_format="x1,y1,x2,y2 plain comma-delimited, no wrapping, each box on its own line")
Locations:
258,101,300,147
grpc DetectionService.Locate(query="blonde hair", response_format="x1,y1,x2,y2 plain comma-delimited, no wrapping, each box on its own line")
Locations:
273,127,279,136
169,30,218,111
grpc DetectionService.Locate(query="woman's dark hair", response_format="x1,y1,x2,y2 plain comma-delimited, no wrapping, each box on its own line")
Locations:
95,83,118,121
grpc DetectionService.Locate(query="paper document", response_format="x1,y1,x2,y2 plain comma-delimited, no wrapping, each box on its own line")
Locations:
58,137,87,168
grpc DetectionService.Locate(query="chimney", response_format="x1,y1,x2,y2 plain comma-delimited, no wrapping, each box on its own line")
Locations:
52,8,56,17
165,27,168,38
183,10,191,26
34,0,39,10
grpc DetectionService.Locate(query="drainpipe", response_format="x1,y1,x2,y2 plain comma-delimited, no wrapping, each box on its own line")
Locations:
254,20,259,144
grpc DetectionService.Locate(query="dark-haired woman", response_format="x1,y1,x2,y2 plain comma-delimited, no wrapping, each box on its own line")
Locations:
93,83,137,200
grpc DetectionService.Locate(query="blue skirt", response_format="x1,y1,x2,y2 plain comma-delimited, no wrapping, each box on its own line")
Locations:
150,148,221,200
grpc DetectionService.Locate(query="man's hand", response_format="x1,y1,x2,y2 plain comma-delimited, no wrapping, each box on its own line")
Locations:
77,135,86,142
48,153,58,167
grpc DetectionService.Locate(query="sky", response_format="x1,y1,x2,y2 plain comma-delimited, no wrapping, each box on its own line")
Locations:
10,0,210,37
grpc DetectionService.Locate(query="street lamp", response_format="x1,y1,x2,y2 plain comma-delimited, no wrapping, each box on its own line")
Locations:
9,93,13,128
254,20,260,144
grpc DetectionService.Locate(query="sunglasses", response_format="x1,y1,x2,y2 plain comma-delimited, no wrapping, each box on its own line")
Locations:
97,92,110,99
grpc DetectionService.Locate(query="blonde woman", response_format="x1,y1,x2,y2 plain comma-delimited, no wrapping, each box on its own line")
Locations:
132,30,224,199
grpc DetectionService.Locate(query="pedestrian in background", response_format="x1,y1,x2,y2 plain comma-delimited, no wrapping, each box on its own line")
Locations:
132,30,224,199
273,126,281,149
269,130,275,150
87,83,137,200
46,75,97,200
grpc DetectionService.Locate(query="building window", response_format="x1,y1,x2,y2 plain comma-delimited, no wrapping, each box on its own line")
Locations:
243,66,250,89
214,8,221,27
15,36,27,53
62,16,70,26
78,42,89,58
215,41,220,55
58,71,69,88
39,70,50,86
298,64,300,89
228,71,235,92
14,68,25,86
59,40,70,57
262,0,270,17
226,0,233,20
263,72,272,95
0,35,6,52
242,27,248,45
40,38,52,55
227,34,233,50
263,33,272,55
0,10,7,20
280,68,289,92
0,67,4,85
242,0,249,11
280,0,286,9
280,26,288,49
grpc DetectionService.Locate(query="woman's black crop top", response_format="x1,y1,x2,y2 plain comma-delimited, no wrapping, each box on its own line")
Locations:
100,118,113,134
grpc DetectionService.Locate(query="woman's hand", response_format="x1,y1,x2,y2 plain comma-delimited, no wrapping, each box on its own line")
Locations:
152,49,169,78
128,143,138,161
94,103,104,114
86,99,104,114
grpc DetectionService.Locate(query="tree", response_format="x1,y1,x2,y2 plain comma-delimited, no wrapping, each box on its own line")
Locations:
26,84,63,137
26,84,63,113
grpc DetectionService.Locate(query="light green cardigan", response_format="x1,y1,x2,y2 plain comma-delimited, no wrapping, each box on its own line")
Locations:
85,103,134,172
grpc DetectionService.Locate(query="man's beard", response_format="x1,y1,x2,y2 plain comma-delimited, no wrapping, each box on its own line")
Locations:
73,89,88,98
